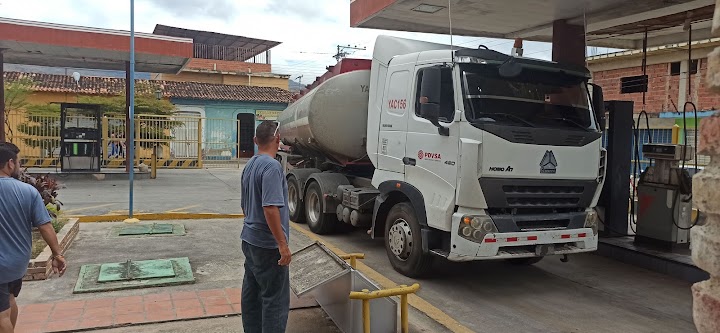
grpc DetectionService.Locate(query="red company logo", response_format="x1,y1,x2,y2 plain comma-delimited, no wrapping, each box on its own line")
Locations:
418,150,441,160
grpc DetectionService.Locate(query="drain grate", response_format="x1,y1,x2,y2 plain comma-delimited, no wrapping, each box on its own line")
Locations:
74,257,194,294
118,223,175,236
110,223,186,237
98,259,176,282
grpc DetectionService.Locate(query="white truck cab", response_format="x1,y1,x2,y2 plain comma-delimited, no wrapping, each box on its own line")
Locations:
278,36,606,277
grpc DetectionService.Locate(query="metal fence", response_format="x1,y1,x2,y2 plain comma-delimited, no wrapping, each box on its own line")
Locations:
193,43,269,64
6,111,250,169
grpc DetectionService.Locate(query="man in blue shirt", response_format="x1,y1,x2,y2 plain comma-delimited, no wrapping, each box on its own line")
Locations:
240,121,291,333
0,143,67,333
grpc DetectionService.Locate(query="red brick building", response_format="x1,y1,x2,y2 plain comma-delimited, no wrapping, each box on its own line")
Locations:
588,38,720,114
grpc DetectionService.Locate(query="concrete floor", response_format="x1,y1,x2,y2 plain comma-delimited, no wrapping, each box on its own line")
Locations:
303,225,696,333
55,168,244,216
17,220,442,333
42,168,698,333
91,309,340,333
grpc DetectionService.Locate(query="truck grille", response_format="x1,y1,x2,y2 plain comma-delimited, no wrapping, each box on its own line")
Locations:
479,178,598,209
503,185,583,208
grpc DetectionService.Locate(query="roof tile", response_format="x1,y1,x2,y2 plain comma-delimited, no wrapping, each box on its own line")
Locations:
2,71,293,104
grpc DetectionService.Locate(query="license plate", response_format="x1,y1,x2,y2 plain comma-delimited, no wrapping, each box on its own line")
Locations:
535,244,555,256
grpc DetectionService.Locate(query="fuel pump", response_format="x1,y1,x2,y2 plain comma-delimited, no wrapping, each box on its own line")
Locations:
634,143,694,249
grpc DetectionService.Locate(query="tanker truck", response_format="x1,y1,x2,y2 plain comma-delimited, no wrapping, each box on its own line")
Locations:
277,36,607,277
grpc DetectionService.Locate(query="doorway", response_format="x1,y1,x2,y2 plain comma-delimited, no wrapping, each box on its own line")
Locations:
237,113,256,158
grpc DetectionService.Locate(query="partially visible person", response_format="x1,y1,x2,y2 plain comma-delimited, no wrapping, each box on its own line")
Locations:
240,121,291,333
0,142,67,333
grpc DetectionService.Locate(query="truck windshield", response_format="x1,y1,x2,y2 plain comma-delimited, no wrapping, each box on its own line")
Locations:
461,64,596,131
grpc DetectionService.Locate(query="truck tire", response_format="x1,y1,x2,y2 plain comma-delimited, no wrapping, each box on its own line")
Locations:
506,257,544,265
384,202,433,278
287,176,305,223
304,181,336,234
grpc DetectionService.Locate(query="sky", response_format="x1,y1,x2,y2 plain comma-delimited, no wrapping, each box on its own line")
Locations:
0,0,613,85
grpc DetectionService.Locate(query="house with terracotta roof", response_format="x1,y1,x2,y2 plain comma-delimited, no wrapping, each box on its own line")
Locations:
4,71,293,163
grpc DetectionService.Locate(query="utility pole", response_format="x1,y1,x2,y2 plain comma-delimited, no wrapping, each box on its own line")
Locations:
295,75,303,84
333,45,366,61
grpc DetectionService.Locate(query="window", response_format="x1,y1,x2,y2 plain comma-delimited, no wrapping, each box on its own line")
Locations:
671,60,698,76
415,67,455,122
620,75,648,94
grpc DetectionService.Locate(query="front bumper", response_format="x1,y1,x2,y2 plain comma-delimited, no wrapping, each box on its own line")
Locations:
447,227,598,262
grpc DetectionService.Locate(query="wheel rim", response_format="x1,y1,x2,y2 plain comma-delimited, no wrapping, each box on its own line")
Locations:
288,182,298,215
388,219,413,261
307,191,321,225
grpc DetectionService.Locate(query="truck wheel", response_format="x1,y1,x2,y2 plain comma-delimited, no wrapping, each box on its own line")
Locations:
304,181,336,234
288,176,305,223
385,202,433,278
506,257,544,265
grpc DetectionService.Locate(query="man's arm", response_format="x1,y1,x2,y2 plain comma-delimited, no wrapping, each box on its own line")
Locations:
37,224,67,276
263,206,291,266
31,191,67,276
261,166,291,266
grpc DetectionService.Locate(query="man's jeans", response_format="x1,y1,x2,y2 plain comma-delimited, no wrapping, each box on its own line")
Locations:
241,241,290,333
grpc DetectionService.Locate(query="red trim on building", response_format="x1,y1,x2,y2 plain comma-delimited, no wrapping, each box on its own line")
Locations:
0,23,192,57
350,0,398,27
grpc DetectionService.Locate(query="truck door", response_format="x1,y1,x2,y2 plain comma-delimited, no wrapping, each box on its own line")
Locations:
404,66,460,231
377,65,413,174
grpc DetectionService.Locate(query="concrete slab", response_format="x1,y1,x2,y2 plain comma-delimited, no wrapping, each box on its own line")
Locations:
89,309,341,333
55,169,244,216
300,224,697,333
74,257,195,293
16,219,446,333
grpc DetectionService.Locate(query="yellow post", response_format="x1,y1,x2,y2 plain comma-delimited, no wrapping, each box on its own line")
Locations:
349,283,420,333
134,118,141,167
197,118,203,168
401,294,409,333
339,253,365,269
151,145,157,179
102,117,109,164
672,124,680,144
362,297,371,333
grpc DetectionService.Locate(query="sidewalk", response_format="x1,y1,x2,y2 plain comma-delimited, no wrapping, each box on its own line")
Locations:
15,287,319,333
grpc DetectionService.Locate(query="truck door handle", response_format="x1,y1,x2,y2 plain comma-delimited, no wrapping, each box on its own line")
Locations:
403,157,416,166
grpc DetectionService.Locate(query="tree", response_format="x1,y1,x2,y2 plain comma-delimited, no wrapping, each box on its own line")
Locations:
3,78,34,143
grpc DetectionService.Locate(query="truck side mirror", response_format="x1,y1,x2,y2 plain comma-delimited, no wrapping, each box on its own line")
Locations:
590,83,606,131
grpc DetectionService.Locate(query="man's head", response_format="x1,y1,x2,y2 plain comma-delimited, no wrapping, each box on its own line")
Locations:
254,120,280,152
0,142,21,179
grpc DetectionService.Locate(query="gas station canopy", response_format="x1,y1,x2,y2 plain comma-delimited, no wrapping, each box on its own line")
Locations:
0,17,193,73
351,0,715,49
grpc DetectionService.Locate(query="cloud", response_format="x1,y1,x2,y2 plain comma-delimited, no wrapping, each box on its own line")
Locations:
264,0,337,22
146,0,237,21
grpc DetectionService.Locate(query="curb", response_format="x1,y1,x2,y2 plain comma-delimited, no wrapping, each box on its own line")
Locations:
73,213,245,223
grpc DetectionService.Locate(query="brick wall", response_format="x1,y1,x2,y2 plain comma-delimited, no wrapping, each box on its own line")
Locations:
593,59,720,113
185,58,271,73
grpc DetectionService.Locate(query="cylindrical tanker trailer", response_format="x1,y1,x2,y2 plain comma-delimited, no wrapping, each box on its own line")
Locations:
278,70,371,166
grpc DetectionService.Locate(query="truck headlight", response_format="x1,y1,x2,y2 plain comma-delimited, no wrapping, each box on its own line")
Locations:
585,211,599,235
459,215,498,243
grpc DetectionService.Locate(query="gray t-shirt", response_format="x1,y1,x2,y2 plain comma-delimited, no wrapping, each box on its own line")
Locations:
0,177,52,283
240,154,289,249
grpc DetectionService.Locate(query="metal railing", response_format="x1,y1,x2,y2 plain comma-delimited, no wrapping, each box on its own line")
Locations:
193,43,269,64
6,112,253,169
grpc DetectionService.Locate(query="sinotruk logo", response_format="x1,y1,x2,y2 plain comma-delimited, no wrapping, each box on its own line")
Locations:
540,150,558,174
